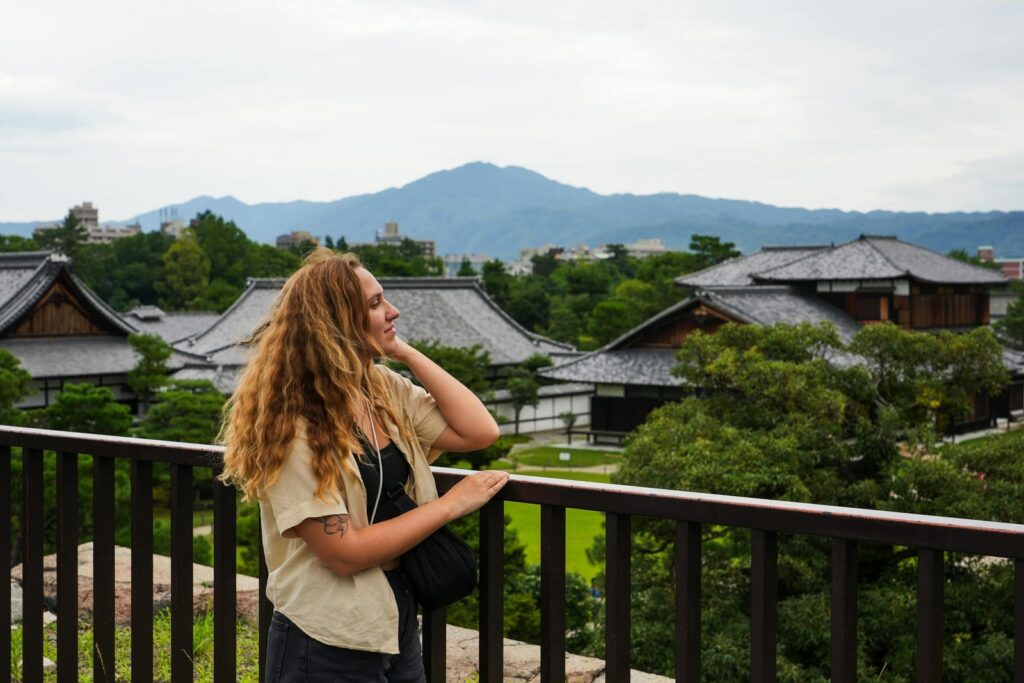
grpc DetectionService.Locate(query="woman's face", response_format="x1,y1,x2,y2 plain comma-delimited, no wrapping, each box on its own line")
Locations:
355,267,400,356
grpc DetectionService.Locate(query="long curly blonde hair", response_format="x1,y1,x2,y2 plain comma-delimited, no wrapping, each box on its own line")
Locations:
219,248,414,501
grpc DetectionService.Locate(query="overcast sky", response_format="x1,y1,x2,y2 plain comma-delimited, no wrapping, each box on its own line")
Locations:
2,0,1022,221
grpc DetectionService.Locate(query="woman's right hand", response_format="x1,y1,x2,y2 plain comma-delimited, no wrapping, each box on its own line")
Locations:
441,470,510,519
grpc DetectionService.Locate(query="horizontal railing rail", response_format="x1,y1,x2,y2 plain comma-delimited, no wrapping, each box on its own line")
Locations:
3,425,1024,682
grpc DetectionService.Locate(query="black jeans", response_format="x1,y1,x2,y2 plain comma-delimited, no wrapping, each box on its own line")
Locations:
264,569,425,683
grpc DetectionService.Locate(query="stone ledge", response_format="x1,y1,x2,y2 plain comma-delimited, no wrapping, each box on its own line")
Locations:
441,623,671,682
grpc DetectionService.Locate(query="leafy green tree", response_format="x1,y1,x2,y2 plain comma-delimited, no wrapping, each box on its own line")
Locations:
504,368,540,435
45,383,132,436
324,235,335,250
157,236,211,310
36,210,88,259
481,259,513,308
0,234,40,252
193,279,244,313
74,231,174,310
389,341,491,394
995,281,1024,349
947,248,1001,271
245,242,301,279
505,278,551,332
689,233,740,270
597,321,1014,679
0,349,32,426
457,257,476,276
126,333,172,413
190,212,252,288
351,241,443,277
135,380,226,445
530,251,559,278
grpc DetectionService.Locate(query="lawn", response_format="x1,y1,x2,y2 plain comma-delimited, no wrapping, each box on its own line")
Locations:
510,446,622,469
503,469,612,579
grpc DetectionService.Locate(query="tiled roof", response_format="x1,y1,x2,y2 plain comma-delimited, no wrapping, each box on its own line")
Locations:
676,246,827,287
754,235,1008,285
540,348,681,386
179,277,572,366
542,286,862,386
0,336,201,379
703,286,863,343
0,251,137,336
122,309,220,344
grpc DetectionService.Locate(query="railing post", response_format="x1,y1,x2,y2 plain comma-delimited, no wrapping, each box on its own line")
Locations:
170,464,194,683
131,459,154,683
916,549,944,682
422,606,447,682
479,498,505,682
56,451,79,683
541,504,566,682
21,448,45,683
0,446,10,683
259,530,271,683
606,512,631,680
676,521,701,683
213,472,237,683
92,455,116,683
1016,560,1024,683
831,539,857,683
751,529,778,683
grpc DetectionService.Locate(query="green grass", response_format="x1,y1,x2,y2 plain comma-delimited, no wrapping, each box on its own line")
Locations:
503,469,612,579
10,610,260,682
510,446,622,469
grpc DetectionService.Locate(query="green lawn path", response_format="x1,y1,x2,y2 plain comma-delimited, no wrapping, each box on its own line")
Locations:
502,469,611,579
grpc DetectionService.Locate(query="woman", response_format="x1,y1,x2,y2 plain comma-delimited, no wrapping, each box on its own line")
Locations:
220,248,509,682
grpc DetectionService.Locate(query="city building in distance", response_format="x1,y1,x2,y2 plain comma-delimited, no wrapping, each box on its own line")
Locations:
32,202,141,245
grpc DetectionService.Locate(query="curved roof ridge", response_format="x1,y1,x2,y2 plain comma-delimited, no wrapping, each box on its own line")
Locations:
456,278,573,354
185,280,268,348
860,235,909,277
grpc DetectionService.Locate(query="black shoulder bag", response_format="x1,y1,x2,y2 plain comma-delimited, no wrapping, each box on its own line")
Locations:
383,483,477,610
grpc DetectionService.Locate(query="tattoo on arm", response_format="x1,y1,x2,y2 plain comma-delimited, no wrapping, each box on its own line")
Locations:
315,514,350,538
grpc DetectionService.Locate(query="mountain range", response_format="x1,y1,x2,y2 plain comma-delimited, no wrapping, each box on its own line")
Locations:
4,162,1022,260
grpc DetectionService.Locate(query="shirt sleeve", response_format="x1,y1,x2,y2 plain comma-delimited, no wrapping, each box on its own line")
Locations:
263,435,348,539
382,366,449,457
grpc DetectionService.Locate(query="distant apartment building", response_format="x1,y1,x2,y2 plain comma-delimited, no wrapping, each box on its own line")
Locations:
349,221,436,258
33,202,141,244
509,238,674,274
978,245,1024,280
160,219,188,239
375,221,436,258
275,231,321,250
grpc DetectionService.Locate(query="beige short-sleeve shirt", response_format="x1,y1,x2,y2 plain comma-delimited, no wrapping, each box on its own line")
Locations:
259,366,448,653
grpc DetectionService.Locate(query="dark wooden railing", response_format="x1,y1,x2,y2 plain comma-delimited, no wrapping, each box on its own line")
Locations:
4,425,1024,682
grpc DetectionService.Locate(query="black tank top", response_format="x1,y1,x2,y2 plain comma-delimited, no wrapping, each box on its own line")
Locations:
356,440,410,523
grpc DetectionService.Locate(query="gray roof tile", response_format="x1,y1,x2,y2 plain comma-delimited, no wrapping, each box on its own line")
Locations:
180,277,571,366
676,246,827,287
122,310,220,344
755,235,1007,285
541,348,680,386
0,336,198,379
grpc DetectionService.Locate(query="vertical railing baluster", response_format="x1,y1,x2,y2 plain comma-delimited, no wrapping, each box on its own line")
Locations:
170,463,194,683
1015,559,1024,683
676,521,702,683
131,459,154,683
422,606,447,682
92,455,116,683
916,549,944,682
751,529,778,683
259,532,271,682
479,498,504,682
541,504,566,682
831,539,857,683
0,445,10,683
21,448,44,683
213,473,237,683
606,512,631,680
56,451,79,683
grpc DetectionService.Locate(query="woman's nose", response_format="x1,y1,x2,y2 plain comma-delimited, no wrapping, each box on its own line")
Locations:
387,302,400,320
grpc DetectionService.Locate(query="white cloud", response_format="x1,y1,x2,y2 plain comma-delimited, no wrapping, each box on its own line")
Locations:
0,0,1022,218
